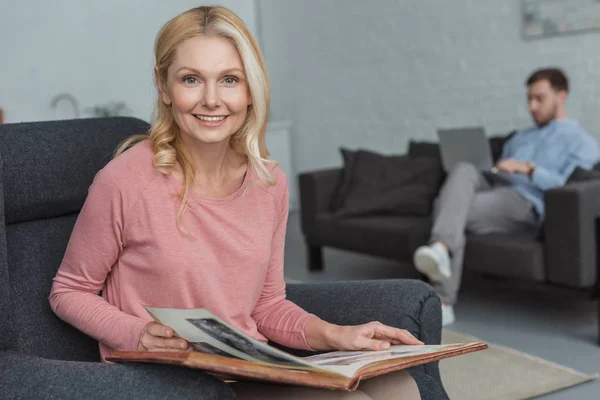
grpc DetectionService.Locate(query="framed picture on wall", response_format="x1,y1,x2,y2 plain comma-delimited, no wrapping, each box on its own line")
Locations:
522,0,600,39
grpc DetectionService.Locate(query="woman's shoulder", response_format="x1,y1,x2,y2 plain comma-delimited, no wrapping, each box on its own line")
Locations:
93,139,160,195
250,160,288,201
266,160,287,181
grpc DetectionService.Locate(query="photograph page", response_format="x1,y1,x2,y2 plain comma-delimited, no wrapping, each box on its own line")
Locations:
303,343,469,378
144,307,484,380
144,306,326,371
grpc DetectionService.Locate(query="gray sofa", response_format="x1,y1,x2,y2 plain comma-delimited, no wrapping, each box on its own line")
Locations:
0,117,448,399
299,137,600,343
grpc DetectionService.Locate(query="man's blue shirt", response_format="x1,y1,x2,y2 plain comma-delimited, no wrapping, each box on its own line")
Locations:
500,119,600,221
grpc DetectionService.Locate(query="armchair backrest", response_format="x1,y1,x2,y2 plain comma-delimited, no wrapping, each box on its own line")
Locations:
0,117,149,361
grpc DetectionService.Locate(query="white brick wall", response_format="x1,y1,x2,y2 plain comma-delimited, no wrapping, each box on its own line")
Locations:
0,0,257,123
258,0,600,173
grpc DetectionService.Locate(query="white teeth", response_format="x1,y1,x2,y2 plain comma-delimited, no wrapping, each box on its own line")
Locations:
195,115,226,122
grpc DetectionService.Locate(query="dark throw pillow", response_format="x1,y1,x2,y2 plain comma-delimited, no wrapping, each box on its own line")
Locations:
329,148,358,211
567,165,600,184
490,131,516,163
407,140,442,162
331,149,444,218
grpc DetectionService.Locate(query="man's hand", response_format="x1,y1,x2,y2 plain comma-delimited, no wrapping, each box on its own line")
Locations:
495,159,533,176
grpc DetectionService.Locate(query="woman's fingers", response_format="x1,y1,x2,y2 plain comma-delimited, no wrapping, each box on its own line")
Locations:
333,322,425,352
371,323,424,345
149,337,189,350
160,337,189,350
147,322,174,338
140,322,189,351
349,327,390,351
143,335,189,351
360,337,392,351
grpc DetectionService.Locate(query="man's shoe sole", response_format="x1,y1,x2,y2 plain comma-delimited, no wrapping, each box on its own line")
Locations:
442,305,455,326
414,249,451,282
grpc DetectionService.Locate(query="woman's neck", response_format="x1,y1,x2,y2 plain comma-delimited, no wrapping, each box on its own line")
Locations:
176,136,247,197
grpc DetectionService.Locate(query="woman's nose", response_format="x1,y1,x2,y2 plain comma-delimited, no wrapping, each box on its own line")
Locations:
202,82,220,109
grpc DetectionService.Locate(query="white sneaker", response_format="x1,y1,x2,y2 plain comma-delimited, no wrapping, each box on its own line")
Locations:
413,242,452,282
442,304,455,326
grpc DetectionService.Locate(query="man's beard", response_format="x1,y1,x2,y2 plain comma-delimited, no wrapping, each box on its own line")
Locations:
534,102,558,127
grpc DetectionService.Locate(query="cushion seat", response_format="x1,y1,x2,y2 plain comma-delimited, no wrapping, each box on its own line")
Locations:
464,232,545,281
313,213,432,260
314,212,545,282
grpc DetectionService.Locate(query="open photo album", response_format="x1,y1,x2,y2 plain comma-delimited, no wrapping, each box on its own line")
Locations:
107,307,487,391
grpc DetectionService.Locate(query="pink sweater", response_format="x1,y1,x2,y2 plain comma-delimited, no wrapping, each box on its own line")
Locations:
49,140,313,361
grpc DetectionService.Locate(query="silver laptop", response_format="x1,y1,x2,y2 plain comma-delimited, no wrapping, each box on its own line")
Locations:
436,127,512,184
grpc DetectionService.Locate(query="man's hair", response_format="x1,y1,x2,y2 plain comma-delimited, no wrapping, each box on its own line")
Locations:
526,68,569,92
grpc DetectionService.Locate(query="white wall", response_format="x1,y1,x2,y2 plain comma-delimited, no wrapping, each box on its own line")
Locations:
0,0,257,124
258,0,600,172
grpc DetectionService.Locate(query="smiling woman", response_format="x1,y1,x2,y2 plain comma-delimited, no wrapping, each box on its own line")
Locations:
48,6,426,400
114,6,272,225
159,36,251,146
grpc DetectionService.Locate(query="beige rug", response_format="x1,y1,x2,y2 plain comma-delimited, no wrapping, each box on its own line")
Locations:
441,330,598,400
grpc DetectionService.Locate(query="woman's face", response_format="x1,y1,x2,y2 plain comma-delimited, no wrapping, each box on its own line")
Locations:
159,35,251,146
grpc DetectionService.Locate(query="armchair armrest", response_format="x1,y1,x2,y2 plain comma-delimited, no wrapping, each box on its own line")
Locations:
298,168,342,239
0,351,236,400
285,280,444,389
544,180,600,287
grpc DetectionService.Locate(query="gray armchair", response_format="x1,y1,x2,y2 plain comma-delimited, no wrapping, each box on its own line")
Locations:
299,139,600,343
0,118,447,399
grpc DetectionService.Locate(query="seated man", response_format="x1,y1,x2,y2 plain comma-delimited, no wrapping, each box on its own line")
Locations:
413,67,600,326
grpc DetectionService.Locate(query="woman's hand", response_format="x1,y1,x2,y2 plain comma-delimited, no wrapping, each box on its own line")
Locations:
331,321,424,351
137,321,189,352
305,317,423,351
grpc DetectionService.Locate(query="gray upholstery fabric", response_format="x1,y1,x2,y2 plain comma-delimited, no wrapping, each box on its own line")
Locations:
285,281,443,368
330,149,443,217
0,351,236,400
0,117,149,224
7,215,99,360
409,370,450,400
285,280,447,399
314,213,431,260
0,118,233,399
544,180,600,287
464,232,544,281
299,168,342,238
299,164,599,289
0,160,11,352
0,117,150,360
330,148,359,210
567,165,600,183
0,118,447,399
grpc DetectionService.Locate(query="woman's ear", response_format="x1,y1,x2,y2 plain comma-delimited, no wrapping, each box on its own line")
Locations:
155,67,172,106
246,83,253,106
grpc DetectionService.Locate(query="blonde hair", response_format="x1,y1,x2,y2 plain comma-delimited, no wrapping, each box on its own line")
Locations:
115,6,273,230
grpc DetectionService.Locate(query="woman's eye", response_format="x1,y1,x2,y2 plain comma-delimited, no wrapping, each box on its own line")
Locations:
223,76,238,85
184,76,198,84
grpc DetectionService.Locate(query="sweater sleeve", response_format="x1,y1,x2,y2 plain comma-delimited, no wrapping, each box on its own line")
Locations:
48,169,148,352
251,171,314,350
